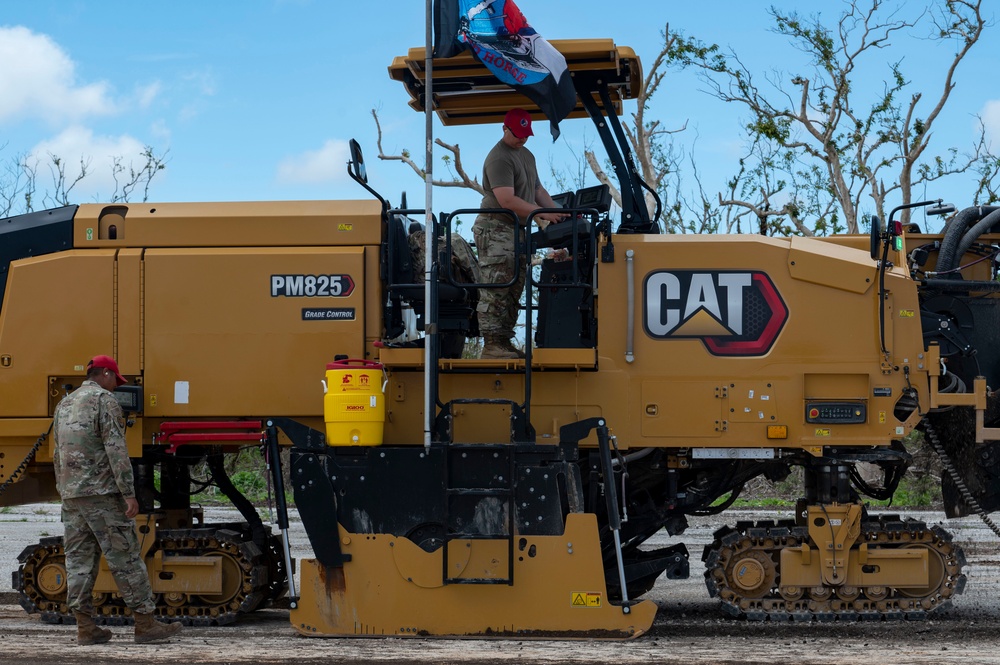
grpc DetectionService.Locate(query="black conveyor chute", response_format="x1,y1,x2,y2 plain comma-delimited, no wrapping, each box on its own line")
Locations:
0,205,77,313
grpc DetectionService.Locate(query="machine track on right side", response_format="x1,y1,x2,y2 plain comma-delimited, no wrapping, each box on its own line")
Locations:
702,515,967,621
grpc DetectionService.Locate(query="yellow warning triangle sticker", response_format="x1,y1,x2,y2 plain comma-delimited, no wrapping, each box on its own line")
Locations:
571,593,586,606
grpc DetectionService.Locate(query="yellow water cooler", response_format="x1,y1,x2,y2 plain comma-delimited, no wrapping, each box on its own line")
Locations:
323,359,385,446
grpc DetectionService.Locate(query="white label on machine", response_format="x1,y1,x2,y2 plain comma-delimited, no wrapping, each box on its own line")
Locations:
692,448,775,460
174,381,190,404
370,395,377,407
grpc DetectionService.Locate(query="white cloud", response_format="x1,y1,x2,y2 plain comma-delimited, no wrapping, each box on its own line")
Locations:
181,69,217,97
276,140,351,185
0,26,116,125
28,126,150,198
149,119,171,144
983,100,1000,149
135,82,162,109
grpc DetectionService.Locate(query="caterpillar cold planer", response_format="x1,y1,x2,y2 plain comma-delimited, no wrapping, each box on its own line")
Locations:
2,39,999,637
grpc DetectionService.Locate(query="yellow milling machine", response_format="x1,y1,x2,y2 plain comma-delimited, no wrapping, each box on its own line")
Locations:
2,39,1000,638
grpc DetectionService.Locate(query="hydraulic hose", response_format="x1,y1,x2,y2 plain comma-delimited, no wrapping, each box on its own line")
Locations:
937,206,1000,273
952,208,1000,270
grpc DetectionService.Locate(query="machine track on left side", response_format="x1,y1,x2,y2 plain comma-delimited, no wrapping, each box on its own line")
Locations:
13,523,284,626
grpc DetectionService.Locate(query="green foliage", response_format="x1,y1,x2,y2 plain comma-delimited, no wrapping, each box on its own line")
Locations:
748,116,791,143
868,482,937,509
151,449,293,509
682,0,994,235
231,470,267,502
727,496,798,508
663,30,721,69
711,452,943,509
972,147,1000,205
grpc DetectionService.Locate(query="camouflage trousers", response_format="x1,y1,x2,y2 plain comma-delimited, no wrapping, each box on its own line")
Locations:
61,494,155,614
473,215,526,338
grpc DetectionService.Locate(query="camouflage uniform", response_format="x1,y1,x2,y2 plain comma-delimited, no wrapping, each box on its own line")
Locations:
53,380,155,615
409,228,483,357
475,137,539,345
407,228,481,286
472,216,525,339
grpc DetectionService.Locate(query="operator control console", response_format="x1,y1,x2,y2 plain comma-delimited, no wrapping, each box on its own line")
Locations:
532,185,611,349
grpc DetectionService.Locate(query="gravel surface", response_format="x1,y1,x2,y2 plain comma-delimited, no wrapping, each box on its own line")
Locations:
2,504,1000,664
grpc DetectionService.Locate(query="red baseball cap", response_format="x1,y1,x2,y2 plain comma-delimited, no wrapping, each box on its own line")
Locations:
88,355,127,386
503,108,533,139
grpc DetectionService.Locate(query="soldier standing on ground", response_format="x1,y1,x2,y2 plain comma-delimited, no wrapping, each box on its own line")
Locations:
53,354,182,645
473,108,567,359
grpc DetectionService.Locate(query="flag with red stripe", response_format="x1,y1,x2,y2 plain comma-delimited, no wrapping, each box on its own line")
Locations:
433,0,576,140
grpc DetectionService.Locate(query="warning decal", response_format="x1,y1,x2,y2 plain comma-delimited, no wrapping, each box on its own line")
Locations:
571,592,602,608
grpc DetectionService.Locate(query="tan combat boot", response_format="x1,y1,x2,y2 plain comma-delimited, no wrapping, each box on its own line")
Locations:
480,335,520,359
74,610,112,646
500,338,526,359
133,611,182,644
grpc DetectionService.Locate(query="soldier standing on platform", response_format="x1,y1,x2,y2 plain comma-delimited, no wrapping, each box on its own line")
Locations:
473,108,567,359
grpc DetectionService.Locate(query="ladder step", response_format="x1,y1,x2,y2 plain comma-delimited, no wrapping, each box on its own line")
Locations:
446,488,512,496
444,577,513,585
441,438,518,589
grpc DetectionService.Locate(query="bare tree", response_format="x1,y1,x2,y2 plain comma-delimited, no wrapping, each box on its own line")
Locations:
581,23,704,233
547,135,595,194
108,146,169,204
372,108,485,196
693,0,992,234
44,153,91,209
0,145,168,216
970,119,1000,204
0,146,33,217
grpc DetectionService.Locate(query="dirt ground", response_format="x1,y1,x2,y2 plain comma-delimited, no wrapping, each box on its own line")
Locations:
3,504,1000,664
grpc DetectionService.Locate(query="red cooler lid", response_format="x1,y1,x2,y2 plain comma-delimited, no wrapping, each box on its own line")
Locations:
326,358,383,370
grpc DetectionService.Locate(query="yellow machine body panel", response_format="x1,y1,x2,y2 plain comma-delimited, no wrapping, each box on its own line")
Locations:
142,246,367,417
72,199,382,247
291,514,656,638
0,250,117,419
382,232,927,452
0,199,382,420
0,199,382,492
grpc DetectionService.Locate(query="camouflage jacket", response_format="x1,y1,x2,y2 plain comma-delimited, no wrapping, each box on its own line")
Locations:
408,229,482,285
52,380,134,499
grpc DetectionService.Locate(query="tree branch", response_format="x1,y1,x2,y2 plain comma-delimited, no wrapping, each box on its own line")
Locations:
372,108,485,195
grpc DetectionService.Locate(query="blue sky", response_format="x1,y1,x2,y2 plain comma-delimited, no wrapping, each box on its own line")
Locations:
2,1,997,230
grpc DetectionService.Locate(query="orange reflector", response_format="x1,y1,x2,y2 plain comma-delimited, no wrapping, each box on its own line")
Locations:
767,425,788,439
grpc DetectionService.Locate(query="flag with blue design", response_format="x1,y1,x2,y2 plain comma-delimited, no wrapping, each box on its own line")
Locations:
433,0,576,140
